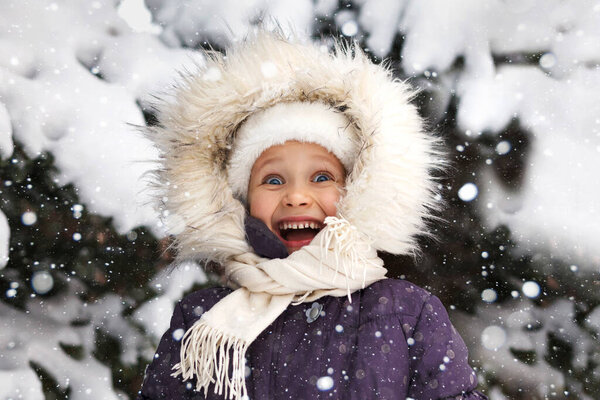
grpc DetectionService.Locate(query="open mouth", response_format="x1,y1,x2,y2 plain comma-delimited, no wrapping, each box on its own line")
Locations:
277,220,323,246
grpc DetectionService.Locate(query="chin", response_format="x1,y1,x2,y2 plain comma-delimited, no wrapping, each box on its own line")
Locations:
286,246,300,254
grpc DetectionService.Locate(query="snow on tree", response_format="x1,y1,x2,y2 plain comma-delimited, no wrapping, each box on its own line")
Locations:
0,1,206,398
0,0,598,399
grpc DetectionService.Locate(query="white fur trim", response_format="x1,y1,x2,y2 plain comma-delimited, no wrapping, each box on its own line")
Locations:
227,102,358,200
148,31,442,263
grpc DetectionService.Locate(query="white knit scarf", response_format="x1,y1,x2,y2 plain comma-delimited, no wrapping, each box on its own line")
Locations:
171,217,387,399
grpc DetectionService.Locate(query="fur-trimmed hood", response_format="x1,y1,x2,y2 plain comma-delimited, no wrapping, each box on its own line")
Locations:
150,31,441,265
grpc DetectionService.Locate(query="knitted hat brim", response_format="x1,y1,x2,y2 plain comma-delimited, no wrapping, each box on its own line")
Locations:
227,101,358,200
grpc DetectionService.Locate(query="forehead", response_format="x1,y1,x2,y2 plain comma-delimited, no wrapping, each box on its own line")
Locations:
251,141,343,172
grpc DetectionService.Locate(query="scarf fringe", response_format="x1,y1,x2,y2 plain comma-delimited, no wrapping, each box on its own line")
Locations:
320,216,378,300
172,321,249,399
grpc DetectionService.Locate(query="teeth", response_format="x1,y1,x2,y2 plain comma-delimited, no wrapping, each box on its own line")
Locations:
279,221,321,230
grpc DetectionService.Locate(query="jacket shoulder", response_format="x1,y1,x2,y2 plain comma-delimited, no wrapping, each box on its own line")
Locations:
358,278,433,325
178,285,233,326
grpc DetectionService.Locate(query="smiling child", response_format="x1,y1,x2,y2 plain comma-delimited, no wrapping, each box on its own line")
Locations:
248,140,345,254
138,31,487,400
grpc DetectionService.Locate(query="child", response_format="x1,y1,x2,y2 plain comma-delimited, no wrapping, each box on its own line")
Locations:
138,31,487,400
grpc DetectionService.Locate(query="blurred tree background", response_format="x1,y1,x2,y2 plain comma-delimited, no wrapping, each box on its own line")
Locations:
1,0,599,399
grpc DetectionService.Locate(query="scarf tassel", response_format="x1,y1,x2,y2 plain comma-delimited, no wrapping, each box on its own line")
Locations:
172,321,249,399
320,216,379,300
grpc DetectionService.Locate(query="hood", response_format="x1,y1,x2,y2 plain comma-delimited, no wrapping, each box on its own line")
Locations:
149,31,442,265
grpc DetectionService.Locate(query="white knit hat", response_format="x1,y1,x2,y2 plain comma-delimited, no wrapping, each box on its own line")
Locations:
227,101,359,200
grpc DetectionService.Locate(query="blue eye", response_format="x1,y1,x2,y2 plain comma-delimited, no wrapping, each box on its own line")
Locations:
313,173,331,183
265,176,283,185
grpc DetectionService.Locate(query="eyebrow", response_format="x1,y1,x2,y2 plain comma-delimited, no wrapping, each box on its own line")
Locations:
253,153,340,172
251,155,284,173
311,154,340,165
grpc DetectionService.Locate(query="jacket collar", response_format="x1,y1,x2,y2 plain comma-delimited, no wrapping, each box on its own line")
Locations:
244,215,288,259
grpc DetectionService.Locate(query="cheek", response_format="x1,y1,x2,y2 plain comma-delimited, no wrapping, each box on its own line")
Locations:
320,188,342,216
249,191,277,227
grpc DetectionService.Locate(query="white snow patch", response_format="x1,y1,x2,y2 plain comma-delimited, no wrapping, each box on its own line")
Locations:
0,1,197,234
452,299,569,396
0,296,120,400
314,0,337,16
0,210,9,268
0,101,13,158
0,368,44,400
381,0,600,268
400,1,598,75
145,0,314,48
118,0,162,34
359,0,406,57
464,67,600,267
134,262,207,341
585,306,600,334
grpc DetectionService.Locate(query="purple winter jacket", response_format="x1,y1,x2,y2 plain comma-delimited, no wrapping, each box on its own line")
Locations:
138,218,487,400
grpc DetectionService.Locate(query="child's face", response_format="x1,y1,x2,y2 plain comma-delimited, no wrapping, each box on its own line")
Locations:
248,141,346,254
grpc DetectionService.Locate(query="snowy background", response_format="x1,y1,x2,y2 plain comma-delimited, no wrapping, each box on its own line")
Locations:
1,0,599,399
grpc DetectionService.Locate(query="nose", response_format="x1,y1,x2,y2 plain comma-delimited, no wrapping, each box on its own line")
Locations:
283,182,313,207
